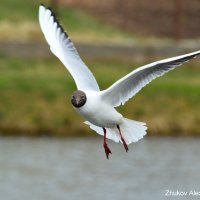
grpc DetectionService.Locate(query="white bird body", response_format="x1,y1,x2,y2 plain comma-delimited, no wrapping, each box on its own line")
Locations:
75,90,123,128
39,5,200,158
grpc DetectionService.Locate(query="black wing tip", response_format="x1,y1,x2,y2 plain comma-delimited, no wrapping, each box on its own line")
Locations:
47,6,54,13
193,51,200,58
41,4,69,38
184,52,200,61
47,6,57,21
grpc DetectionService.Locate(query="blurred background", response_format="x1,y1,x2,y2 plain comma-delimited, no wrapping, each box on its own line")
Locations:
0,0,200,199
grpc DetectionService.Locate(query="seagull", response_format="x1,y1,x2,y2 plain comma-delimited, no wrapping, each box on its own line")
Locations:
39,5,200,159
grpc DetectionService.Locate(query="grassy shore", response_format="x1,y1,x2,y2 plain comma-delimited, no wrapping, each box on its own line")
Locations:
0,0,134,43
0,56,200,136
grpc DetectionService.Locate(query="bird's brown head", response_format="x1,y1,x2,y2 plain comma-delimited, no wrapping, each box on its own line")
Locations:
71,90,87,108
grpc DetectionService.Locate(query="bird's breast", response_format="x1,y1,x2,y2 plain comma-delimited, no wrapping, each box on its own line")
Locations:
74,91,122,128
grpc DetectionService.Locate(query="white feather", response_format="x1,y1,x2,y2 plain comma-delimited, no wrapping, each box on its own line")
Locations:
85,118,147,144
100,50,200,107
39,5,99,91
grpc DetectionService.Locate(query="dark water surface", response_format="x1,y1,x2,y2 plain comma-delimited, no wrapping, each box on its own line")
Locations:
0,137,200,200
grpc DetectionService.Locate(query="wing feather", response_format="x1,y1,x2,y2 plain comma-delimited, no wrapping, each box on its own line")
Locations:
39,5,99,91
100,51,200,107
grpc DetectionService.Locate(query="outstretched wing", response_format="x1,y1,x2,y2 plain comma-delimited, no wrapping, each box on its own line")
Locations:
100,50,200,107
39,5,99,91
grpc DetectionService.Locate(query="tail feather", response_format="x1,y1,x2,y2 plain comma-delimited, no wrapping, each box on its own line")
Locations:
85,118,147,145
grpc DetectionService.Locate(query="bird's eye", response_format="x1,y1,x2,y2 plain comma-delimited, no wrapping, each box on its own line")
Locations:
81,95,85,99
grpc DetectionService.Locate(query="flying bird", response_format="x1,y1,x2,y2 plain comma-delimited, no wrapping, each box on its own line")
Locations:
39,5,200,159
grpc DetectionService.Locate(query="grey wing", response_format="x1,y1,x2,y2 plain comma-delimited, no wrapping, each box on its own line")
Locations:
39,5,99,91
100,50,200,107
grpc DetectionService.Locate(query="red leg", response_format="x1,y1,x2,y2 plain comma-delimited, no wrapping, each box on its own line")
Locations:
117,125,129,152
103,128,112,159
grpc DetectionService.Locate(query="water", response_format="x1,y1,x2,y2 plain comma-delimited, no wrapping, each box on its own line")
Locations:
0,137,200,200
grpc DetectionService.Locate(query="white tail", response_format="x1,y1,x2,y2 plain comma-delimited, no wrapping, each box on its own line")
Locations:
85,118,147,145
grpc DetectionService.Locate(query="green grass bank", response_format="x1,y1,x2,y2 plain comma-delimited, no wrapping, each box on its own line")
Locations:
0,56,200,136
